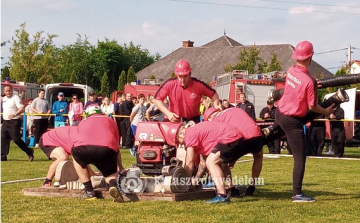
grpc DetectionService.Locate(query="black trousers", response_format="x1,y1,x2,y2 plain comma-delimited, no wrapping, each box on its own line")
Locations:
33,119,49,144
310,127,325,156
276,109,306,196
331,129,345,157
115,118,122,144
1,119,33,160
119,118,134,148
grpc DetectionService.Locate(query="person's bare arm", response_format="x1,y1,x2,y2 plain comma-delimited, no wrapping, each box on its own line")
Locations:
154,99,179,122
309,103,335,115
129,112,136,123
211,93,222,110
185,147,195,177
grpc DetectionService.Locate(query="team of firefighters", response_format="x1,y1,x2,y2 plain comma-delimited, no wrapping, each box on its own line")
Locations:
1,40,347,204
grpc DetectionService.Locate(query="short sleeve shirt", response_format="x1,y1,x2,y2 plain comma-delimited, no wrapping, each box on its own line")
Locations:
41,126,77,154
212,107,262,140
184,121,243,156
131,104,147,126
2,95,24,120
155,77,216,119
278,65,317,117
31,97,52,119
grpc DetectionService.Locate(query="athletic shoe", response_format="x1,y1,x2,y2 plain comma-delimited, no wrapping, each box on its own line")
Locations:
41,182,51,188
205,195,230,204
109,186,124,203
202,181,215,189
230,188,243,198
28,154,34,162
292,192,315,203
34,143,39,148
79,191,97,200
129,147,137,157
325,150,334,155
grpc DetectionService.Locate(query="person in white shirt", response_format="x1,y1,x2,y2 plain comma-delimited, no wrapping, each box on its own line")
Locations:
1,85,34,161
100,96,114,118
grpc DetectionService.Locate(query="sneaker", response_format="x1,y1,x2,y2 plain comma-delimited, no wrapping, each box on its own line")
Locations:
41,182,51,188
28,154,34,162
292,192,315,203
230,188,242,198
202,181,215,189
325,150,334,155
109,186,124,203
205,195,230,204
129,147,137,157
35,143,39,148
79,191,97,200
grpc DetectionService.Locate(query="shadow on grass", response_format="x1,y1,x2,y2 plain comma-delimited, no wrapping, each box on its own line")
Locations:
253,188,358,201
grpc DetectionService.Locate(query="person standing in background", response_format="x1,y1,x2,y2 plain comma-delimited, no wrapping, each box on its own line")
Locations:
31,89,52,147
52,92,68,128
327,106,345,157
68,94,84,126
1,85,34,161
236,93,256,120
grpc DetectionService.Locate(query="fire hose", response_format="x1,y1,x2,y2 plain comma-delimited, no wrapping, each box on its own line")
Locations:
268,73,360,102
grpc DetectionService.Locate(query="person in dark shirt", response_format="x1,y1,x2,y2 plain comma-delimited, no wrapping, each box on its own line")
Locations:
84,91,100,109
119,93,134,148
309,114,326,156
236,93,255,120
259,101,280,154
327,106,345,157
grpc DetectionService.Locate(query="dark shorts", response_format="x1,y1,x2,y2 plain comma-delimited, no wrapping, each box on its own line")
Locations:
243,136,264,155
39,137,56,160
71,146,118,177
211,138,245,163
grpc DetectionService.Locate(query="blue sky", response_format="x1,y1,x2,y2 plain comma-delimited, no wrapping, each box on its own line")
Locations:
1,0,360,74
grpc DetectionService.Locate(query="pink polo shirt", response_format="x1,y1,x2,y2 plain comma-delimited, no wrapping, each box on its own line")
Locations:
184,121,243,156
278,65,317,117
212,107,262,140
155,77,216,119
41,126,77,154
73,114,119,152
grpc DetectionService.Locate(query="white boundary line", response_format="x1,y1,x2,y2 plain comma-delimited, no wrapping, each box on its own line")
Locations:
1,177,46,185
244,153,360,161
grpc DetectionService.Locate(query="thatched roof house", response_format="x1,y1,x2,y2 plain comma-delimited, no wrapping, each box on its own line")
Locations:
136,35,333,83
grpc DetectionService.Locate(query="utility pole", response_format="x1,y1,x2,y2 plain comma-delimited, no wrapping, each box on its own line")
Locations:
348,45,352,66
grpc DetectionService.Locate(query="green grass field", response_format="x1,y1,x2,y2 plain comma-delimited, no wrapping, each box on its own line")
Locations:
1,143,360,223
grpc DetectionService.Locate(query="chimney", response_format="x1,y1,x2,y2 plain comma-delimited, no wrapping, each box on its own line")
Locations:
182,40,194,48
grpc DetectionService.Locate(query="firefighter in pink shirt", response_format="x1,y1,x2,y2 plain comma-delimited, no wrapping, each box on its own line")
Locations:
203,107,263,197
154,59,221,123
167,121,245,204
71,105,124,202
276,41,334,202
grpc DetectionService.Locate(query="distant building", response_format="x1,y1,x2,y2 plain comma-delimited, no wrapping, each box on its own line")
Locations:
350,60,360,74
136,35,333,83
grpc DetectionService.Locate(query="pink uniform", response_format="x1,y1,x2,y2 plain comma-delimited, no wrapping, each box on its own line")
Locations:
41,126,77,154
73,114,119,152
278,65,317,117
212,107,262,140
155,77,216,120
184,121,243,156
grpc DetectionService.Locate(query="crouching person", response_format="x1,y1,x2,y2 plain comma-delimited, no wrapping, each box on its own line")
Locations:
40,126,77,187
72,105,123,202
170,121,245,204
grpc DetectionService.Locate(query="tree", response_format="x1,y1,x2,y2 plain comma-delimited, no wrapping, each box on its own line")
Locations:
2,66,10,80
150,75,156,79
170,71,176,78
225,45,282,74
100,72,110,97
127,66,137,83
117,71,126,91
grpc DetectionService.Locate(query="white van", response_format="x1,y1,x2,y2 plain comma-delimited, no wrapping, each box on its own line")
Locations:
324,88,360,146
44,83,95,106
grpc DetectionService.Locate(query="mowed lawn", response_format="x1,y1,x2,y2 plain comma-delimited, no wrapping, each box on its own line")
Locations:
1,143,360,223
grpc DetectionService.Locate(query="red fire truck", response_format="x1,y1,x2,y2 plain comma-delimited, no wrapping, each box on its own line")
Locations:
213,70,286,118
111,79,161,103
1,79,42,104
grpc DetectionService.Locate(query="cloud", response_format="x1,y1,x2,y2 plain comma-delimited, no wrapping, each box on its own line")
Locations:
289,6,315,14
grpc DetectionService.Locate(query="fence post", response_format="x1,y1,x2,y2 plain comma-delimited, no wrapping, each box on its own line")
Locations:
22,112,27,143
